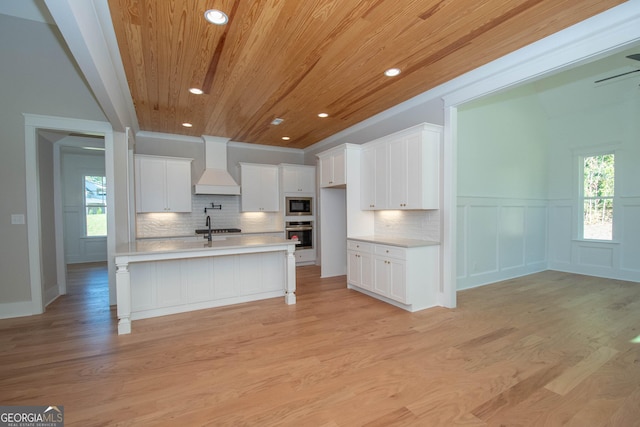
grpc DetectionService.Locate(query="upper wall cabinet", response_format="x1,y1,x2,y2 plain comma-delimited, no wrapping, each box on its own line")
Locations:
318,147,346,188
280,164,316,193
361,123,441,210
135,155,192,213
240,163,280,212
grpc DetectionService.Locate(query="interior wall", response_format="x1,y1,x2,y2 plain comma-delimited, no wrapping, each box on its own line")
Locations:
456,85,550,290
0,14,105,313
37,137,58,305
547,97,640,281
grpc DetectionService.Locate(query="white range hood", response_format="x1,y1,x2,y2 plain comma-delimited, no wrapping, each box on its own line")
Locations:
193,136,241,195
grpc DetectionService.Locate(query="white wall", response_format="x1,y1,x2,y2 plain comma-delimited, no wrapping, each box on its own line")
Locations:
0,14,106,313
37,137,58,305
457,85,550,290
547,97,640,281
457,81,640,289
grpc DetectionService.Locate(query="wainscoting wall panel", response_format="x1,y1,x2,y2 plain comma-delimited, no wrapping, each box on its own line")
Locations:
547,197,640,282
457,197,548,290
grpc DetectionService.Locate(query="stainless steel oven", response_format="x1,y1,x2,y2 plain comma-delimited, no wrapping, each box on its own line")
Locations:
285,197,312,216
285,221,313,249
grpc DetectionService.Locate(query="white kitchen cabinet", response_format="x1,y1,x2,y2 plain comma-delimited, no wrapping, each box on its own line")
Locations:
281,164,316,193
240,163,280,212
373,245,407,303
347,239,439,311
135,155,192,213
360,123,441,210
318,148,346,187
347,240,373,291
360,142,388,210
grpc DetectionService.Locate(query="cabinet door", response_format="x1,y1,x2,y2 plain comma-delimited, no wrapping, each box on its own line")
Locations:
165,159,192,212
298,167,316,193
282,166,316,193
281,167,298,193
319,156,333,187
136,156,167,212
360,252,373,291
261,166,280,211
388,137,408,209
373,257,390,297
241,164,263,211
360,146,376,210
241,164,279,212
388,258,407,303
347,250,361,285
332,150,346,186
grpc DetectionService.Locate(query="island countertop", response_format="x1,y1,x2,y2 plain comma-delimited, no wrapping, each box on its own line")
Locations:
116,235,298,258
114,235,298,335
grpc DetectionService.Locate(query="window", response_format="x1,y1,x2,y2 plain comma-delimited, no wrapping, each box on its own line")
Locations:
84,175,107,236
581,154,614,240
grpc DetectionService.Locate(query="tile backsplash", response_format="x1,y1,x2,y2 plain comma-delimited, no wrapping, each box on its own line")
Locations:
136,195,282,238
373,210,440,242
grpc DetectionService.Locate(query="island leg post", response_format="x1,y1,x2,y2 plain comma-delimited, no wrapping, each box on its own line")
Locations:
115,257,132,334
285,246,296,304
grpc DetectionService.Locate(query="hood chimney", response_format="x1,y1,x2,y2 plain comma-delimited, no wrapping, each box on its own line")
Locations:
193,136,241,195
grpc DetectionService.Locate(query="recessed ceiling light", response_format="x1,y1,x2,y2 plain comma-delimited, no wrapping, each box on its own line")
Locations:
189,88,204,95
182,122,193,128
318,113,329,118
384,68,401,77
204,9,228,25
282,136,291,141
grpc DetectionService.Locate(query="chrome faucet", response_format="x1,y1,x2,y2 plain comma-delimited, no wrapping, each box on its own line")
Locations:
205,215,212,241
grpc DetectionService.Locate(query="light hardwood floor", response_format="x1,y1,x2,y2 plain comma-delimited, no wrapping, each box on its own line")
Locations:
1,264,639,426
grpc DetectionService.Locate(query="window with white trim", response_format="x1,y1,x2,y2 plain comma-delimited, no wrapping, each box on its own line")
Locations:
580,153,614,240
84,175,107,237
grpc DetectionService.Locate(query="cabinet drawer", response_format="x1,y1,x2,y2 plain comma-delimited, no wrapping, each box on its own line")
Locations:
348,240,373,253
374,245,405,259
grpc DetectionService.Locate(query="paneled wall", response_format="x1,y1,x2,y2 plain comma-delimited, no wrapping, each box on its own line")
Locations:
457,197,547,290
546,98,640,282
458,78,640,289
457,86,549,290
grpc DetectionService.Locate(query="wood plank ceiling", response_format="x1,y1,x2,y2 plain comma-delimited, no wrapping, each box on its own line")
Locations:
108,0,625,149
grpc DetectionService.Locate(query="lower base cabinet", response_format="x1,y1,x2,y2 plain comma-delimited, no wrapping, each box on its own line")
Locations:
347,239,439,311
294,248,316,264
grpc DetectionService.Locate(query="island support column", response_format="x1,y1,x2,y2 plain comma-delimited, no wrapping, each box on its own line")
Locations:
285,246,296,304
115,257,132,334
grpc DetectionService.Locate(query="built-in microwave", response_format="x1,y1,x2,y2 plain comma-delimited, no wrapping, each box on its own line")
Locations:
285,197,312,216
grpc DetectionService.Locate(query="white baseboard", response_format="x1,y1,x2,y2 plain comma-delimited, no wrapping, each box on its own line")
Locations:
0,301,35,319
457,261,547,291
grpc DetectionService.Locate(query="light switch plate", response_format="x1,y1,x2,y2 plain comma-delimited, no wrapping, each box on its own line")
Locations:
11,214,25,225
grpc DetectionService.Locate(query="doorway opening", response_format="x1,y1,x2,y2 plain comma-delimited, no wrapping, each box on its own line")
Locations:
25,114,115,316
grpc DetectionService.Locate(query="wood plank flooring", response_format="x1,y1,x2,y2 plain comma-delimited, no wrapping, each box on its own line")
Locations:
1,264,639,426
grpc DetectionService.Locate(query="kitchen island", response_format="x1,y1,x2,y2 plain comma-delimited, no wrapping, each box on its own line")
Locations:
115,236,297,334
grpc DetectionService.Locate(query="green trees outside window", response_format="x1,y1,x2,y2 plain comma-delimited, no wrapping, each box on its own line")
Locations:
582,154,614,240
85,175,107,236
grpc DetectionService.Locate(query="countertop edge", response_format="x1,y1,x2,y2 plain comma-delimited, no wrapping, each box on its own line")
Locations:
348,235,440,248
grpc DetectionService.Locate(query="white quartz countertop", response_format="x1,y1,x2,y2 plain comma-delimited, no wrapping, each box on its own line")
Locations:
116,235,297,257
348,235,440,248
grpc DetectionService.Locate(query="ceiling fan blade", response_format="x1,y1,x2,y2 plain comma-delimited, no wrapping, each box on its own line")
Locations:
627,54,640,61
594,68,640,84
